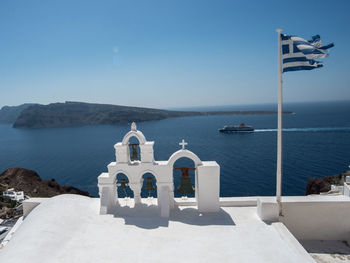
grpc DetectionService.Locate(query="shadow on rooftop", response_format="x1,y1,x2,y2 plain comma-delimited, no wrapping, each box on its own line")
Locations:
300,240,350,256
170,206,235,226
111,203,235,229
112,203,168,229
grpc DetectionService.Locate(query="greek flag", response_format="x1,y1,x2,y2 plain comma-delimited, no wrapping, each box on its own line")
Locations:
281,34,334,73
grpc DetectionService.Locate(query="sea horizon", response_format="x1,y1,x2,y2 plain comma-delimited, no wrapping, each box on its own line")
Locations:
166,99,350,111
2,99,350,112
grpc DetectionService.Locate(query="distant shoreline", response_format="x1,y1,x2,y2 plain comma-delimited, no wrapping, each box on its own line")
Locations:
0,101,293,129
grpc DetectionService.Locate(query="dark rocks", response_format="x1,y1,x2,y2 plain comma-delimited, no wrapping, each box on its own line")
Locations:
0,168,90,198
305,173,346,195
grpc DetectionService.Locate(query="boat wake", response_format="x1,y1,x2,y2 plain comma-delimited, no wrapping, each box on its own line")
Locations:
254,127,350,132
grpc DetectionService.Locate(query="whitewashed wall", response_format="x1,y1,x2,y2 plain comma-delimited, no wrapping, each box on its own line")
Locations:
344,181,350,196
279,196,350,242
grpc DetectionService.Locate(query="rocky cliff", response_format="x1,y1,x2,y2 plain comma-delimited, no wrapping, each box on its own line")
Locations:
0,103,36,123
0,168,90,197
305,171,349,195
13,101,201,128
13,101,290,128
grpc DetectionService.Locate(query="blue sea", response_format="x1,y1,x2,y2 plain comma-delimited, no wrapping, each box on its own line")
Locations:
0,101,349,198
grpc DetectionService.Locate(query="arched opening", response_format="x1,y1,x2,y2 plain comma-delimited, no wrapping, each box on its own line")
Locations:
116,173,134,201
140,173,157,199
128,136,141,162
173,157,196,198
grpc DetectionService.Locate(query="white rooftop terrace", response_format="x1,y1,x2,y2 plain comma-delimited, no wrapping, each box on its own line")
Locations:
0,194,318,263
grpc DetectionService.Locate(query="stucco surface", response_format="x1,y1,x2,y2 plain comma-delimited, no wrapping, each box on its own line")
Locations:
0,195,314,263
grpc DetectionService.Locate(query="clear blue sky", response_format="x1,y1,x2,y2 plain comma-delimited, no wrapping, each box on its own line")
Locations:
0,0,349,108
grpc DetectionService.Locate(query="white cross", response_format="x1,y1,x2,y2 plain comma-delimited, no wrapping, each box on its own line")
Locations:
131,122,137,131
179,139,188,150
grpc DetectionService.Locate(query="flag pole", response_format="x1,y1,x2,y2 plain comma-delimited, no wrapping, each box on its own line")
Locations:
276,28,283,216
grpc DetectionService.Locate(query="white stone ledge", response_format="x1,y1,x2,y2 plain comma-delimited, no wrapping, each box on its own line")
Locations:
281,195,350,203
174,195,350,208
219,196,258,206
174,197,196,206
175,196,259,207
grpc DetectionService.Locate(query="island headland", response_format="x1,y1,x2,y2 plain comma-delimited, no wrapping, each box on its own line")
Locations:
0,103,36,123
4,101,293,128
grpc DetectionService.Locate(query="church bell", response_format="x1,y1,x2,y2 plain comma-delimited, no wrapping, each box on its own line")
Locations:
119,178,127,189
130,143,139,159
117,178,128,198
177,172,195,196
145,177,155,191
145,176,155,197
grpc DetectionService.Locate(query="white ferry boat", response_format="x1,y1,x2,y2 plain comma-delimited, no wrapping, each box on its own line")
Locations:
219,123,254,133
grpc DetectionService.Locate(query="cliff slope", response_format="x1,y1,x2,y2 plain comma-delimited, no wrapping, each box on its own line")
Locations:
13,101,200,128
13,101,289,128
0,168,90,197
0,103,36,123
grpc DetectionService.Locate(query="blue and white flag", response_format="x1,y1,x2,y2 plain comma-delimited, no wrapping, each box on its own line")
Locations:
281,34,334,72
